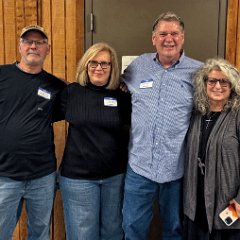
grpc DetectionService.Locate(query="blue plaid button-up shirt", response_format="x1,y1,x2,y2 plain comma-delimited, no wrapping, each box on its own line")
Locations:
122,52,202,183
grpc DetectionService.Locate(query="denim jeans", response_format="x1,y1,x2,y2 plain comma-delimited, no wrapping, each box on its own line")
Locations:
59,174,125,240
123,165,183,240
0,172,56,240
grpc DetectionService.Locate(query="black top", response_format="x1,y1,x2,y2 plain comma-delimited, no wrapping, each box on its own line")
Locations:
0,63,66,180
195,111,221,229
60,82,131,179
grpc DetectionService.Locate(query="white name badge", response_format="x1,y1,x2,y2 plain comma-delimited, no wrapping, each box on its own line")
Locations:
37,88,51,100
104,97,118,107
140,79,153,89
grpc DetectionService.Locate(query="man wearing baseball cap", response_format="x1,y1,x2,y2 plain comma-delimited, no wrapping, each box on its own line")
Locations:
20,25,49,39
0,25,66,239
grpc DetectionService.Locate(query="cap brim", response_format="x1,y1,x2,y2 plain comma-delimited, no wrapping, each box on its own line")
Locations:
21,29,48,39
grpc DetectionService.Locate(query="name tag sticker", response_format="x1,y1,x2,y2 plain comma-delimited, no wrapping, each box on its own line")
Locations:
104,97,118,107
140,79,153,89
37,88,51,100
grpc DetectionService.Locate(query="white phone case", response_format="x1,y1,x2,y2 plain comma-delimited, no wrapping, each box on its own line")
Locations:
219,204,239,226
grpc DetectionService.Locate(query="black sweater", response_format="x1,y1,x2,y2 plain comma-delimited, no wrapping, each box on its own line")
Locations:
60,82,131,179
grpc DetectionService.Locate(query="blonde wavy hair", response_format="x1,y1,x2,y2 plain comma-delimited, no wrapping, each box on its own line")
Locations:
76,42,119,90
193,58,240,114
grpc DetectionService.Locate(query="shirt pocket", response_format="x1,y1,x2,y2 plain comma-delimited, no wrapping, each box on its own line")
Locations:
36,95,53,116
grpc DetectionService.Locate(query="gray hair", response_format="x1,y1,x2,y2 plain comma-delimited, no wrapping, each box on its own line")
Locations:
193,58,240,114
152,12,184,32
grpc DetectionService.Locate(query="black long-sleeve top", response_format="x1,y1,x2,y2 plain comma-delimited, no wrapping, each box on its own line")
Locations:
60,82,131,179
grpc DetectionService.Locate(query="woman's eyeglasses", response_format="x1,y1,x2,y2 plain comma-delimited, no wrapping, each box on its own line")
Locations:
206,78,231,87
88,60,111,69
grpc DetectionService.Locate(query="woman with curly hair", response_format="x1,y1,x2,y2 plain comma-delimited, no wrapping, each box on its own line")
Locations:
183,58,240,240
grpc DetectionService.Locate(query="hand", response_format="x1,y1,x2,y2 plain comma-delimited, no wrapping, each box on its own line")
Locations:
230,199,240,217
120,82,129,92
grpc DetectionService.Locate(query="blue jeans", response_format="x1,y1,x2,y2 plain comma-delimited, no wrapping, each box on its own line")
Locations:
0,172,56,240
123,166,183,240
59,174,125,240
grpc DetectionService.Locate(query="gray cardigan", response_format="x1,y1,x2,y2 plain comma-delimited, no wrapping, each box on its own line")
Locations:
183,109,240,231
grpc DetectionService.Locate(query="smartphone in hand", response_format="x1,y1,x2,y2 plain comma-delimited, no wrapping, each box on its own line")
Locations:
219,204,239,226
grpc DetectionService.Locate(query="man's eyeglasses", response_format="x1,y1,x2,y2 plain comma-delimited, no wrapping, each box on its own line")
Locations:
206,78,231,87
21,38,48,47
88,60,111,69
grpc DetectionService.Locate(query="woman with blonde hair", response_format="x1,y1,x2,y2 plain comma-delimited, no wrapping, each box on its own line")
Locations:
184,58,240,239
59,42,131,239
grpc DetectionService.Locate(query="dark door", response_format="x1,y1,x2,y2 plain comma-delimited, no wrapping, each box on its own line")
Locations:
85,0,227,64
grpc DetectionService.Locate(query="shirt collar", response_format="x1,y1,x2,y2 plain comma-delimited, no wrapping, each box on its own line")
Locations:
153,50,185,68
